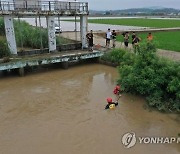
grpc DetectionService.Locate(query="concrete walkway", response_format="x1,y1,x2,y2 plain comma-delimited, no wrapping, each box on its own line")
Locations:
60,32,180,62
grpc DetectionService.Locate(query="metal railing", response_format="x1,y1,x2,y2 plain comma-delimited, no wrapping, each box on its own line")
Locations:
0,0,88,13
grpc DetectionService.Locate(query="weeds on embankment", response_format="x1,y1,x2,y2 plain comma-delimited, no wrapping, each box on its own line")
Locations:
0,18,72,58
101,42,180,113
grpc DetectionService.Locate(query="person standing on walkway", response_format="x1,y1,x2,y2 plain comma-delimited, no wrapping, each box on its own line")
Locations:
147,32,153,41
133,35,141,54
112,30,117,48
124,32,129,48
132,32,136,46
86,30,94,51
106,28,112,48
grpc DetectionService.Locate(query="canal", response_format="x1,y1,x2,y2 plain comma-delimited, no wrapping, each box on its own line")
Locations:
0,64,179,154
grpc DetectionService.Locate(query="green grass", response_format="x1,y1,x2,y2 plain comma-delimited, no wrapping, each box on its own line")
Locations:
0,17,73,52
117,31,180,52
87,18,180,51
88,18,180,28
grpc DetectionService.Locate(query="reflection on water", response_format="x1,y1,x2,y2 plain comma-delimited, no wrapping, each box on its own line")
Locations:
0,64,179,154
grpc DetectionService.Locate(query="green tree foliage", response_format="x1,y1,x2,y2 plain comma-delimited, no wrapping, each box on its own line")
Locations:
101,42,180,113
0,39,10,58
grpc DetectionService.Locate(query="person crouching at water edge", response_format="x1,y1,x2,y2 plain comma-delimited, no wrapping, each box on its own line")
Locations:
105,97,119,110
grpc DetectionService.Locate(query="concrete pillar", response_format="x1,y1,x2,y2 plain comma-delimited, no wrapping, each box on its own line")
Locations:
4,16,17,55
47,16,56,52
80,15,88,49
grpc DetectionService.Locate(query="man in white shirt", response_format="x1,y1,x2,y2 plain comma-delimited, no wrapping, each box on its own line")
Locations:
106,28,112,48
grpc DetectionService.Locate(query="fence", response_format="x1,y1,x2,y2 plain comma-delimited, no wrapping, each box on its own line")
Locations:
0,0,88,13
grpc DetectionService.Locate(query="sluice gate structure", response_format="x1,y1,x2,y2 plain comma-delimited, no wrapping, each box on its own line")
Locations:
0,0,103,76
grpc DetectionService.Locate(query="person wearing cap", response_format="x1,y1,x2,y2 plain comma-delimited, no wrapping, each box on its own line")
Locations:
105,97,119,110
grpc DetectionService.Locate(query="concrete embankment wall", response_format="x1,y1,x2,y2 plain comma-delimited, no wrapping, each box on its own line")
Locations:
17,43,82,56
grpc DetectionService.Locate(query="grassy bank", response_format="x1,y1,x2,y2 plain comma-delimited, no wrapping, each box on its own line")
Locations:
88,18,180,28
0,18,73,58
116,31,180,52
101,43,180,113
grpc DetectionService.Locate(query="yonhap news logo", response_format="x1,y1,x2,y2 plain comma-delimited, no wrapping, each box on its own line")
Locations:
122,132,180,149
122,132,137,148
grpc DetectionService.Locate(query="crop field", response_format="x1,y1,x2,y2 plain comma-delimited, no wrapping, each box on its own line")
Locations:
88,18,180,51
88,18,180,28
116,31,180,52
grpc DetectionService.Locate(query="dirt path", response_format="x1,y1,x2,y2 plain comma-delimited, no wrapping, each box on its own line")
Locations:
61,32,180,62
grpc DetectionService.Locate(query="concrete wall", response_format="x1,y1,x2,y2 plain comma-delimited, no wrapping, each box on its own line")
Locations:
17,43,82,56
4,16,17,55
47,16,56,52
80,15,88,49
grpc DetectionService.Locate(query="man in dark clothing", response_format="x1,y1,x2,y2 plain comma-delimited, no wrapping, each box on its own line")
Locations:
86,30,93,51
124,32,129,48
133,35,141,45
133,35,141,54
112,30,117,48
122,32,125,37
132,32,136,45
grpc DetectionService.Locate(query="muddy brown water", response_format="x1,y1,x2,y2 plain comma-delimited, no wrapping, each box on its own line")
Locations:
0,64,179,154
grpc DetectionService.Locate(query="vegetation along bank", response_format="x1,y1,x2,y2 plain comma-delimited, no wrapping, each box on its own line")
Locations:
101,42,180,113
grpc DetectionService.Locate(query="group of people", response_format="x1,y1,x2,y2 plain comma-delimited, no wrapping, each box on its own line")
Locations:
86,28,118,51
123,32,153,48
105,28,117,48
86,29,154,51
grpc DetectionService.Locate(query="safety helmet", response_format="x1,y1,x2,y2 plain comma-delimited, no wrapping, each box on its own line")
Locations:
116,85,120,90
107,97,112,103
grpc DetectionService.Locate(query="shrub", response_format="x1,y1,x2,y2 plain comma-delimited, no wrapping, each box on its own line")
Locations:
14,20,49,49
102,43,180,113
0,39,10,58
0,17,71,51
101,48,135,65
119,43,180,112
0,18,5,35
